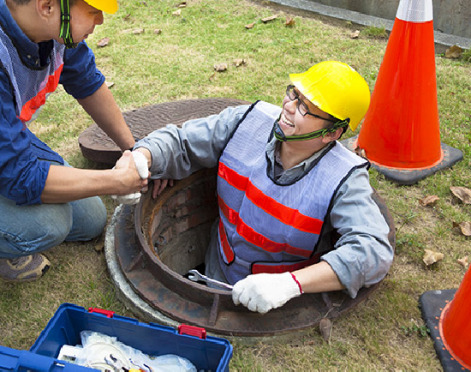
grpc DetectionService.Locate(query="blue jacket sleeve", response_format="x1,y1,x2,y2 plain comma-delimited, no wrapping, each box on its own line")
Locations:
59,41,105,99
0,70,50,205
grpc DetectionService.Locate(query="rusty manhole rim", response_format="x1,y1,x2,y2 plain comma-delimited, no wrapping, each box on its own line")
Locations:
105,205,181,328
105,168,394,338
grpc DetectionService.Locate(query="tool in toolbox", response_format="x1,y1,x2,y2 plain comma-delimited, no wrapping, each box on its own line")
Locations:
187,269,233,291
104,353,146,372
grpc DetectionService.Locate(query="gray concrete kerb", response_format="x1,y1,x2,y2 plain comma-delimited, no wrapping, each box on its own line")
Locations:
265,0,471,52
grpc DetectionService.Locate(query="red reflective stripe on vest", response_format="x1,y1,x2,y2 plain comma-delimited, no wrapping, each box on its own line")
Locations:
218,195,312,258
218,161,323,234
19,64,64,123
218,219,234,263
252,253,321,274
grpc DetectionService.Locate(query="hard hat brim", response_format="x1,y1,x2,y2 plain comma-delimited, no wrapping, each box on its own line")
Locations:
84,0,118,14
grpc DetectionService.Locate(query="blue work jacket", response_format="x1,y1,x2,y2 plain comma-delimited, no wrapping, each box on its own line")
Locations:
0,0,105,205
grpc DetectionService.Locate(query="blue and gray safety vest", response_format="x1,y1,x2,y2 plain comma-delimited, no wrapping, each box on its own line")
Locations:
216,101,368,284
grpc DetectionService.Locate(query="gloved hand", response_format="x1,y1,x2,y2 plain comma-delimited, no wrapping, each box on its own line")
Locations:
111,191,141,205
232,272,303,314
129,151,149,179
112,151,149,205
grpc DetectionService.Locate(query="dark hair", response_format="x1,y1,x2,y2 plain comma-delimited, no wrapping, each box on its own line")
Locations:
10,0,32,4
10,0,78,5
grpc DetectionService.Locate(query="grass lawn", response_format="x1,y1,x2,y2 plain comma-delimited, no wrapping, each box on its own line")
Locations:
0,0,470,370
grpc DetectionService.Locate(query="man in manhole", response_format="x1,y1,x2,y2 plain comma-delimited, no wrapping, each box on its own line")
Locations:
129,61,394,314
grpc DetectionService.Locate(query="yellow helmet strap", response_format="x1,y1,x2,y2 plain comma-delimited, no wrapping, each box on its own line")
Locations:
273,118,349,142
59,0,78,48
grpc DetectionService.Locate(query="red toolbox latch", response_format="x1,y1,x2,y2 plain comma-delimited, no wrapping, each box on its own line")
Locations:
88,307,115,318
178,324,207,339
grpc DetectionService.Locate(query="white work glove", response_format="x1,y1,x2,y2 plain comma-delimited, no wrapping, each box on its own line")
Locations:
232,272,303,314
112,151,149,205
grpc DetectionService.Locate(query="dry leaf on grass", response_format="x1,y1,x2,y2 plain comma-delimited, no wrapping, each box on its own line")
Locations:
97,37,109,47
453,221,471,236
285,16,295,27
154,29,162,35
177,2,187,8
261,15,278,23
94,242,104,252
133,28,145,34
319,317,332,343
450,186,471,204
419,195,440,206
350,30,360,39
457,256,469,269
172,9,181,16
214,63,228,72
354,146,367,159
233,58,246,67
245,22,255,29
445,45,463,59
423,249,444,266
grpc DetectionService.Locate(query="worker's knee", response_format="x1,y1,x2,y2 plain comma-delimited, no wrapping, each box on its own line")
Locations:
65,196,107,242
0,203,73,258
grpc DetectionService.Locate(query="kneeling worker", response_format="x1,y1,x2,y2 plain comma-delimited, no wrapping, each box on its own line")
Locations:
0,0,147,282
131,61,394,314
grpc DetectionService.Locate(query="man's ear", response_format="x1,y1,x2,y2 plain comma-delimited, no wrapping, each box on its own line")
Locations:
37,0,56,19
322,127,343,144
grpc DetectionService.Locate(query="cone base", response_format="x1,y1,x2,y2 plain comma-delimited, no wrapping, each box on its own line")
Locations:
419,289,470,372
341,136,463,185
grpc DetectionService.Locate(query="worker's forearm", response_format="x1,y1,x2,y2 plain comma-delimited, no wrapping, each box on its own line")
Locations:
41,167,116,203
293,261,345,294
77,83,135,151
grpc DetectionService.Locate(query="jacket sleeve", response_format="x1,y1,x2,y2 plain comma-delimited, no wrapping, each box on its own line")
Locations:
0,71,50,205
59,41,105,99
135,105,251,180
321,167,394,298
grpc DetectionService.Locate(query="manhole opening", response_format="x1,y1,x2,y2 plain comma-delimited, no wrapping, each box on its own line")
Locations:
139,168,218,281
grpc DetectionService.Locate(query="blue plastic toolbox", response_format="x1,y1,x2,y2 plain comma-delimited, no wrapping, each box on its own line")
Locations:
0,303,232,371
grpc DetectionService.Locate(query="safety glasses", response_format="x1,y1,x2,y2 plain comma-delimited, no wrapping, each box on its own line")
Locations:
285,85,337,123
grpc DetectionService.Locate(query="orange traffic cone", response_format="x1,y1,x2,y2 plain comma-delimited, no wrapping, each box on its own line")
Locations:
420,267,471,371
342,0,462,185
439,267,471,369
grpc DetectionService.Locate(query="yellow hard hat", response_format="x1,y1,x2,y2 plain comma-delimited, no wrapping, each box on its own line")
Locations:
83,0,118,14
289,61,370,131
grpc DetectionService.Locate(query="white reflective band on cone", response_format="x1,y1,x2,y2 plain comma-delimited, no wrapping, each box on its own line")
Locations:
396,0,433,22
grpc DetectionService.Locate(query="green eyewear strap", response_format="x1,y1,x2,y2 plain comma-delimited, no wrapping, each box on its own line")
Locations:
273,117,350,142
59,0,77,48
